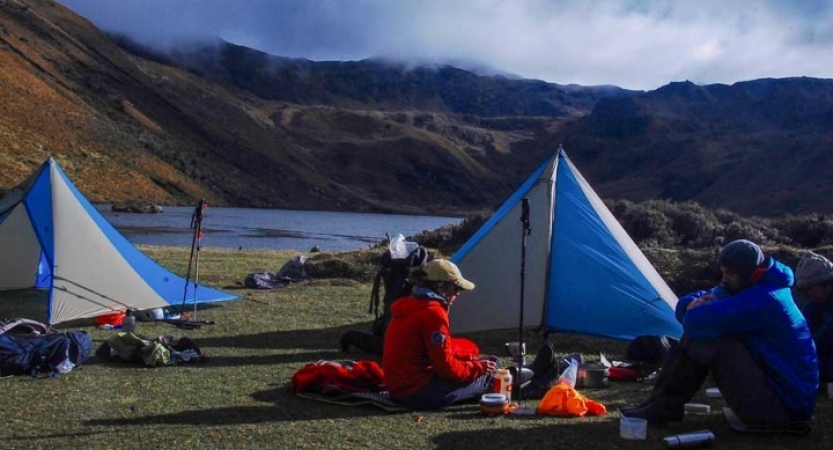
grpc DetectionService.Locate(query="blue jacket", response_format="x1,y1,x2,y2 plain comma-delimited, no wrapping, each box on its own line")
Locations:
801,299,833,345
676,257,819,422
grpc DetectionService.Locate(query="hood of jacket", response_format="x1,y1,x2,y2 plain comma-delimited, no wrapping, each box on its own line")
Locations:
390,287,448,319
758,257,794,289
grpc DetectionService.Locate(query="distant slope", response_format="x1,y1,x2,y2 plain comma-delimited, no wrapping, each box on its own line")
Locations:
555,78,833,215
115,37,632,119
0,0,616,215
4,0,833,218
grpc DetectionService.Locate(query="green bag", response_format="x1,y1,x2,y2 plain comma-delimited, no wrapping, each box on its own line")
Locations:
142,342,170,367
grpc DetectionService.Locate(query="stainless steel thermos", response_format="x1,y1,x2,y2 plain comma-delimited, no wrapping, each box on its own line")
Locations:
663,430,714,448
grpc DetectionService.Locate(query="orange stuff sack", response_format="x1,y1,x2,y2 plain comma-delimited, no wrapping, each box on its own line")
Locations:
536,382,607,417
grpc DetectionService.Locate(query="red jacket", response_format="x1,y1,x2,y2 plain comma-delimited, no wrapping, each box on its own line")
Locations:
382,292,487,399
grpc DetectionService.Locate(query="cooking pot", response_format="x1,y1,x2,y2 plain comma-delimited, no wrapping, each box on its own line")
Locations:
575,363,609,389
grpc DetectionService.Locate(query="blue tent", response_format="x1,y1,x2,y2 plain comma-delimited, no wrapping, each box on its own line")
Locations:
0,158,237,324
450,148,682,341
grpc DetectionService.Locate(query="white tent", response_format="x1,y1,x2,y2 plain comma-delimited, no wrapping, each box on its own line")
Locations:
0,158,237,324
450,148,682,341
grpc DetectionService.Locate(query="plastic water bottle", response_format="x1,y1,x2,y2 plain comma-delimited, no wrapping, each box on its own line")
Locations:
558,358,579,388
122,309,136,333
493,369,513,401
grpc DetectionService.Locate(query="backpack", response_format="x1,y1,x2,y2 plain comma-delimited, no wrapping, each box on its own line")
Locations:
339,239,430,355
368,245,430,337
0,330,92,377
626,335,679,363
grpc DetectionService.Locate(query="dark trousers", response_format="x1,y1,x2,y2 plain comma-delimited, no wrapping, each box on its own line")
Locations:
394,374,493,410
815,334,833,383
650,334,790,426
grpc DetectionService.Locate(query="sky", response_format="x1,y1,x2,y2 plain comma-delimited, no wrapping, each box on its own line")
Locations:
58,0,833,91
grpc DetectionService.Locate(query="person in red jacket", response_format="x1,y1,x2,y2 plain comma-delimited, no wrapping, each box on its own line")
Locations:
382,259,496,409
382,259,559,409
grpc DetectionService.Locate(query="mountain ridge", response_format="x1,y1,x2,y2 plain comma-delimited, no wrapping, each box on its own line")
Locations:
2,0,833,218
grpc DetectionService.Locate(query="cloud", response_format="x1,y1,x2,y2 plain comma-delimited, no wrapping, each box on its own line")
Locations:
58,0,833,90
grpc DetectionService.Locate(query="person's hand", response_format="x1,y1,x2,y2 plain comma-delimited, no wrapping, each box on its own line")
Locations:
481,359,498,374
687,293,716,311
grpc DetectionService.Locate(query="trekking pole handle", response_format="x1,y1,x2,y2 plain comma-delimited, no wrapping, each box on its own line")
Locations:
191,198,208,229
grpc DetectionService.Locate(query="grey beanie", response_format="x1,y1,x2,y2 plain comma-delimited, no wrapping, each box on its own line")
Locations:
795,251,833,289
717,239,765,280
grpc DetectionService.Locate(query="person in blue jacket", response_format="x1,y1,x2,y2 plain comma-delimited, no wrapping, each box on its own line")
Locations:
624,239,818,427
795,251,833,384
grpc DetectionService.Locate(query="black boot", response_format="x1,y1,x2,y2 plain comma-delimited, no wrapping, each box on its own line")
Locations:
620,344,685,414
623,348,708,425
620,366,673,414
527,342,556,378
522,365,560,399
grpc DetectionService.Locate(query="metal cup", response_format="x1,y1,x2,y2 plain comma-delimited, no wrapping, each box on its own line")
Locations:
505,341,526,367
505,341,526,356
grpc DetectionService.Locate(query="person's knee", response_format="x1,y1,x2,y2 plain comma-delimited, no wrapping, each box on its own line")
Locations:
686,334,747,365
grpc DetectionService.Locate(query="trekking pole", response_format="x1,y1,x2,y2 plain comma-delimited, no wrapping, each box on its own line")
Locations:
181,199,207,320
516,198,532,399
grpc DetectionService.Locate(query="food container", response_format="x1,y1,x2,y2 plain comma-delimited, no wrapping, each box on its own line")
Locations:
480,393,509,415
575,363,609,389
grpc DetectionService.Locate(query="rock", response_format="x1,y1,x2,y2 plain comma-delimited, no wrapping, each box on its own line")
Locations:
111,202,164,214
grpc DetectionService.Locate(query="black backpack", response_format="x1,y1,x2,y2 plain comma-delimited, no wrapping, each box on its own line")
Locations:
626,335,679,363
369,246,430,337
340,245,430,354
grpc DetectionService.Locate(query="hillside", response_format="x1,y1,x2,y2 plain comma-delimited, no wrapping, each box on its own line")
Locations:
115,37,630,119
0,0,626,215
555,79,833,216
3,0,833,217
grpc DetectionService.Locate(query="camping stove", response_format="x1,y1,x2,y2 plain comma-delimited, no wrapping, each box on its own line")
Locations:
505,341,526,367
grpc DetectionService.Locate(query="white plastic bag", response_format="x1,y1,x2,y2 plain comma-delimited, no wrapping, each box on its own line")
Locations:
558,358,579,388
388,233,419,259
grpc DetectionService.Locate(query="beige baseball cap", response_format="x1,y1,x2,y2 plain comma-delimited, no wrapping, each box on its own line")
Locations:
423,259,475,290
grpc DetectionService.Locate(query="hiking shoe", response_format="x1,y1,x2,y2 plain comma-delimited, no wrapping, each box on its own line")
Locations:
621,404,684,425
528,342,556,378
522,366,560,399
619,388,662,415
619,400,653,415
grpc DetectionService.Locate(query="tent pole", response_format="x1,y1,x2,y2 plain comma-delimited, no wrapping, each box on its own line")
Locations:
516,198,532,399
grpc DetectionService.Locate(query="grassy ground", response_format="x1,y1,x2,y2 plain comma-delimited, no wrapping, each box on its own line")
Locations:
0,246,831,450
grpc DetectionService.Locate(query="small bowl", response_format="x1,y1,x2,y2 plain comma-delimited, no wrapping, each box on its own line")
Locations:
480,393,509,416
